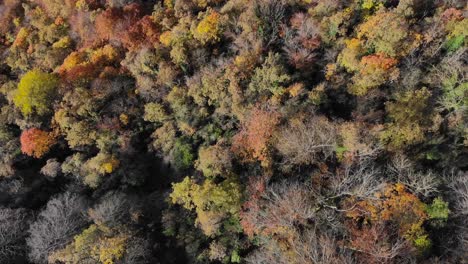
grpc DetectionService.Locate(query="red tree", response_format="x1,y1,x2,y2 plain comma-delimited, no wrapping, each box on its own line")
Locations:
20,128,56,158
231,107,280,164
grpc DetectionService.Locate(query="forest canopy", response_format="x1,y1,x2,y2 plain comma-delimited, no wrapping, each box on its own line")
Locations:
0,0,466,263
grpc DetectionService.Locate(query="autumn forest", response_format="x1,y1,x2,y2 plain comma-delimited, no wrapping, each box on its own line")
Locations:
0,0,466,263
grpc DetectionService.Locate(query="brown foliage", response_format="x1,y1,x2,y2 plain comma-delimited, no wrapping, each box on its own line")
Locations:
121,16,160,51
231,107,280,165
95,4,142,43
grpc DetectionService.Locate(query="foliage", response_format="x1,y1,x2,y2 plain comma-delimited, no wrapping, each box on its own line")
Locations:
195,142,232,178
20,128,55,158
171,176,242,236
172,139,195,170
381,88,433,149
193,9,224,44
13,69,58,116
347,183,432,253
357,10,410,57
425,197,450,227
248,52,291,97
231,107,281,165
0,1,466,263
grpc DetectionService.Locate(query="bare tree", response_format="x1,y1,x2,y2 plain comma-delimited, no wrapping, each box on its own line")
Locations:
275,116,337,170
388,154,440,197
122,236,153,264
448,171,468,260
0,207,31,262
88,191,133,227
26,192,88,264
291,229,354,264
329,155,385,201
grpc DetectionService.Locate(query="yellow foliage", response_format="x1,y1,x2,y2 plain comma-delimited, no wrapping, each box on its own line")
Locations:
59,51,87,72
338,38,363,72
193,10,224,44
119,113,129,125
95,235,128,264
159,31,173,47
52,36,72,49
100,157,120,174
90,45,119,64
170,176,242,236
287,83,304,97
13,69,59,116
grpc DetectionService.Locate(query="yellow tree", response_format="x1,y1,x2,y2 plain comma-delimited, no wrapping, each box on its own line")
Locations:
13,69,59,116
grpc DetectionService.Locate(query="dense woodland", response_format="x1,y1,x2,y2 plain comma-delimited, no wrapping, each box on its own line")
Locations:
0,0,467,263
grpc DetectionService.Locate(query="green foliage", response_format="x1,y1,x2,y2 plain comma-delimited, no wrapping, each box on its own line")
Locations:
13,69,58,116
170,176,242,236
381,88,433,149
172,139,194,170
445,35,465,52
413,234,432,255
248,52,290,97
438,73,467,112
144,102,168,123
425,197,450,227
357,10,409,57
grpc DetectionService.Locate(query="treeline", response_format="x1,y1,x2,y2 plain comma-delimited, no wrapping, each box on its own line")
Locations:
0,0,466,263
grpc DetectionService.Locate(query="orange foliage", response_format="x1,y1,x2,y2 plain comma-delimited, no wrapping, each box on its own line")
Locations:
231,107,280,165
359,53,398,75
57,45,120,82
20,128,56,158
346,183,428,248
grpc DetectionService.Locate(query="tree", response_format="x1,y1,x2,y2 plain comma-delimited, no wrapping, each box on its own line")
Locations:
40,158,62,177
13,69,59,116
248,52,291,97
231,107,281,165
381,87,433,149
350,53,399,95
49,224,130,264
346,183,435,254
27,192,88,263
88,192,133,228
192,9,225,44
20,128,56,158
357,9,410,57
195,142,233,178
0,207,31,262
143,102,168,123
0,126,20,178
170,176,242,236
283,12,321,69
275,115,337,170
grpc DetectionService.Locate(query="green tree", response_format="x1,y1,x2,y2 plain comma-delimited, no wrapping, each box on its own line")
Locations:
170,176,242,236
381,88,433,149
425,197,450,228
13,69,59,116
